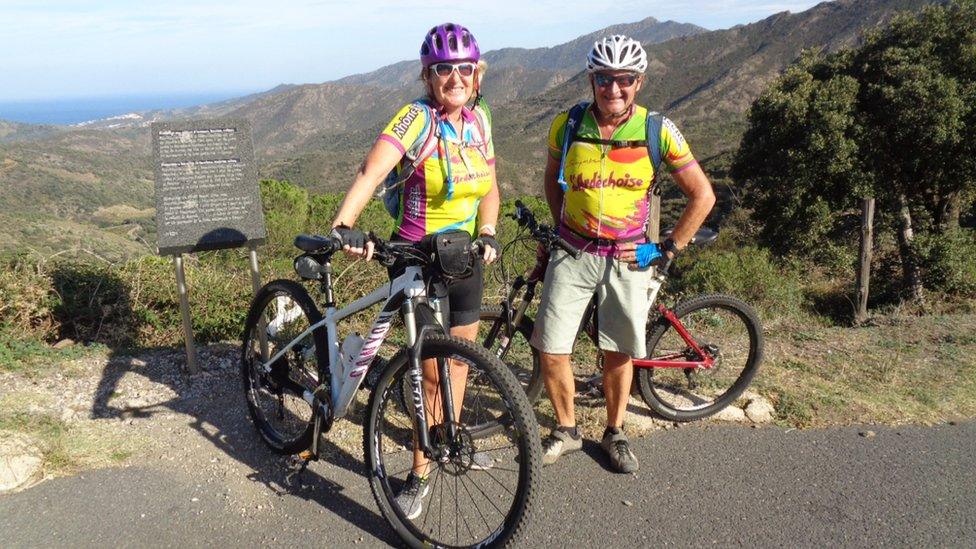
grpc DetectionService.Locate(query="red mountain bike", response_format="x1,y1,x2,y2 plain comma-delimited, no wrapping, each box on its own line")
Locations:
480,200,763,422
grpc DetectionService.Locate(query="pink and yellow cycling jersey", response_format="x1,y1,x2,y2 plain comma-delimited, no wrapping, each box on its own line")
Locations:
379,102,495,242
547,105,697,255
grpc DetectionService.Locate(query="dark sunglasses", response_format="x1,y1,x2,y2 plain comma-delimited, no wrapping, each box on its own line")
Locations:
429,62,477,78
593,73,639,88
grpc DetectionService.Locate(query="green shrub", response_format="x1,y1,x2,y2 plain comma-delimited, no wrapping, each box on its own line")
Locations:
261,179,309,255
871,228,976,303
0,256,59,340
671,245,806,316
916,228,976,296
308,193,342,233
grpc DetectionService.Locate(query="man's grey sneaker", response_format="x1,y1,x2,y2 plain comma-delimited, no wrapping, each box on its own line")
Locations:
541,428,583,466
469,451,495,471
601,428,639,473
395,473,431,520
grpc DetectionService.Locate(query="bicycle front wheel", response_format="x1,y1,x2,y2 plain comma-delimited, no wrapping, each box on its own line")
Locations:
241,279,327,454
479,305,543,403
636,294,763,422
364,333,541,548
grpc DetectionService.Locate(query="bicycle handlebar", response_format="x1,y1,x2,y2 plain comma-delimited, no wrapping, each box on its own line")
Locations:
510,200,582,259
294,231,486,269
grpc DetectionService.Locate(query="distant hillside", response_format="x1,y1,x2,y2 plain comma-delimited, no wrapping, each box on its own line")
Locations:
66,17,703,144
222,83,419,157
0,120,63,143
336,17,706,89
485,17,706,70
71,85,299,131
0,134,154,260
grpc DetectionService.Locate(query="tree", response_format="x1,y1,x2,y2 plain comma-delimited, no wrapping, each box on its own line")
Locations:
733,0,976,301
732,51,865,258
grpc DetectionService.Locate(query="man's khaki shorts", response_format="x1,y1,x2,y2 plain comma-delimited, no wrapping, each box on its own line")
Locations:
529,248,654,357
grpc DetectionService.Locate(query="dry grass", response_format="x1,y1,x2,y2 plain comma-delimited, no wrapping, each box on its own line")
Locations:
754,312,976,427
0,393,145,477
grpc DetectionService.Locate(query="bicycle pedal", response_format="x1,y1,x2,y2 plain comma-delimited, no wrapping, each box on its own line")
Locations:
286,450,316,473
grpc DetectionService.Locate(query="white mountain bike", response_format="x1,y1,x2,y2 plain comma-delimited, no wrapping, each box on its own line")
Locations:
241,231,541,548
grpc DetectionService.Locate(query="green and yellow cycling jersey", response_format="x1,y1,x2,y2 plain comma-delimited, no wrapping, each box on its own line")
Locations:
547,104,697,251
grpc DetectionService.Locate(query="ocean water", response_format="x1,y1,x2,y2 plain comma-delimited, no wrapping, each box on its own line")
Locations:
0,92,251,126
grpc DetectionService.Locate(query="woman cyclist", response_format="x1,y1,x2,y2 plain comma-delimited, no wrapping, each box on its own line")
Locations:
329,23,501,519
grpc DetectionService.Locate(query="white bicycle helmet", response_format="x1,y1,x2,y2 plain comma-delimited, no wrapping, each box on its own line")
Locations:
586,34,648,73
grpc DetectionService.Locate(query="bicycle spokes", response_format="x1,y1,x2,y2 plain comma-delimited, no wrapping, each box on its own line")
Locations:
371,345,528,547
242,285,321,453
645,301,757,413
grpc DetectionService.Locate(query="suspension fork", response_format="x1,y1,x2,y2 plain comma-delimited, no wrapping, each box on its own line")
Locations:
401,298,458,459
402,298,433,458
428,296,460,448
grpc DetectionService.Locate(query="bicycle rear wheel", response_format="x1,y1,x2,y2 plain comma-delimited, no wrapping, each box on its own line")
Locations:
636,294,763,422
241,280,327,454
364,333,541,548
479,305,543,403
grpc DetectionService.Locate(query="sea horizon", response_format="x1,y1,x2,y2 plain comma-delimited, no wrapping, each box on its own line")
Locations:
0,91,255,126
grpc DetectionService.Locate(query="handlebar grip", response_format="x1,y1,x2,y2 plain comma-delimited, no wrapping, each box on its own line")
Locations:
555,237,582,259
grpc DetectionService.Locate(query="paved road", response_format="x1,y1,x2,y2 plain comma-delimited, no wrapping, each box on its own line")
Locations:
2,420,973,547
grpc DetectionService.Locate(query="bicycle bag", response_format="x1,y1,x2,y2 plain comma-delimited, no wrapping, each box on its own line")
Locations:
427,229,473,280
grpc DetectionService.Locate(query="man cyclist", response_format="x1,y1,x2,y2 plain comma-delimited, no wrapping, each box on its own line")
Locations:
530,34,715,473
329,23,501,517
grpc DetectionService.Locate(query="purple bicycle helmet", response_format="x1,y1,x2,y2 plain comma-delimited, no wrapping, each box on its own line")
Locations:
420,23,480,67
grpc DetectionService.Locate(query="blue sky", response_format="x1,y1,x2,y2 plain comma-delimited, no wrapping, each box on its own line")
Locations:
1,0,825,102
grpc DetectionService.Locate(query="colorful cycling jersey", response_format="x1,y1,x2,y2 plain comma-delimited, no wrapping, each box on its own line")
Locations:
379,102,495,242
547,104,697,255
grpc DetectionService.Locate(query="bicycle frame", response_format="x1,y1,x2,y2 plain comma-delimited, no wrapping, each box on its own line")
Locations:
631,303,716,370
256,264,459,460
494,244,716,372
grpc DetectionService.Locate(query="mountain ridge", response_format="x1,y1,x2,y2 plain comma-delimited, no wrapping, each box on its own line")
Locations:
335,16,706,89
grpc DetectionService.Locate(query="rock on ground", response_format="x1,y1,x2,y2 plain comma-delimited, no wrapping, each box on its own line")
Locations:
745,398,775,423
712,405,748,423
0,431,43,493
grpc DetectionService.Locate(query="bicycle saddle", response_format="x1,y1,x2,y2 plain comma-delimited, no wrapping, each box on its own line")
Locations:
294,234,335,252
660,227,719,246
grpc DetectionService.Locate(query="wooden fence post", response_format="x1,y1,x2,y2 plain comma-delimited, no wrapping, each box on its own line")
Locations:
855,197,875,324
648,193,661,243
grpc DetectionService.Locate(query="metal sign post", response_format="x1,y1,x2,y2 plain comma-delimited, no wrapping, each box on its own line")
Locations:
173,254,200,373
248,244,269,361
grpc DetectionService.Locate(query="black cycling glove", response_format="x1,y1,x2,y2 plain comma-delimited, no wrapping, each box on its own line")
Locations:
475,235,501,257
331,225,367,250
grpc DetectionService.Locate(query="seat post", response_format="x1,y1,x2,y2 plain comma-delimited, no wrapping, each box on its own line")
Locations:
320,261,335,307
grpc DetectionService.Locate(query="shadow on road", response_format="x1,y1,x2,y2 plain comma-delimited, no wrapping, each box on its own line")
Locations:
89,344,399,545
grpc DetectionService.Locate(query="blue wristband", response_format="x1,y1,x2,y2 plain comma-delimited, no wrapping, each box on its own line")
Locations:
635,242,662,268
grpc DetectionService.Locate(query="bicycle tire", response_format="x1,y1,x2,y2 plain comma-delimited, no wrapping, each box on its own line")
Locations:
364,333,541,548
479,305,543,404
636,293,763,422
241,279,328,454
